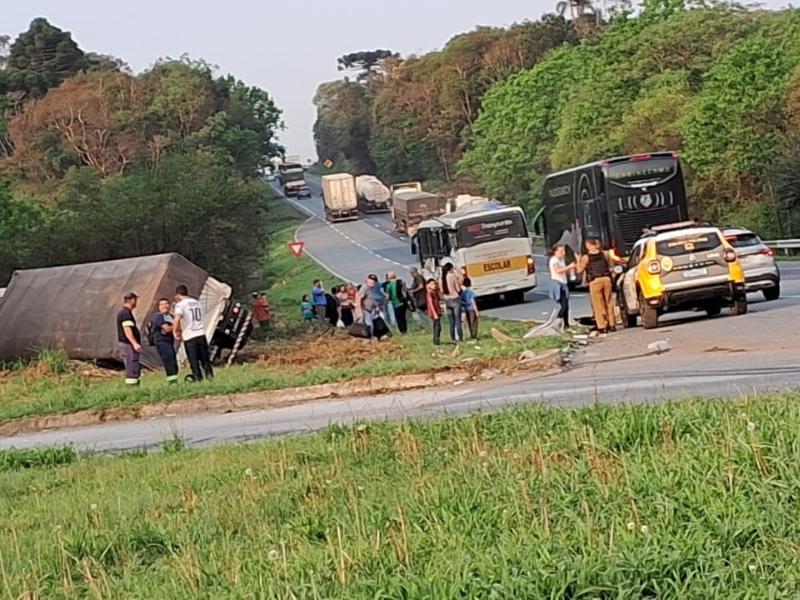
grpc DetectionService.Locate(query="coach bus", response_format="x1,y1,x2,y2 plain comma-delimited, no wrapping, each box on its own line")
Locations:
540,152,689,266
412,202,536,302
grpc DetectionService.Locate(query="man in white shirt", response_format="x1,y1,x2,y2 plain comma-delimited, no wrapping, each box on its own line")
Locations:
173,285,214,381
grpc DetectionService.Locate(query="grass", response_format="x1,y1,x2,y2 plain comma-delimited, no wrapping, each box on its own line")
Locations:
258,197,332,337
0,322,563,425
2,393,800,597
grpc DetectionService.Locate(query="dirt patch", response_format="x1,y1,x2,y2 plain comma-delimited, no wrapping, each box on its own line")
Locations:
238,332,405,371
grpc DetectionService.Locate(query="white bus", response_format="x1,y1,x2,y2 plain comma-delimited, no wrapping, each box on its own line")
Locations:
411,202,536,302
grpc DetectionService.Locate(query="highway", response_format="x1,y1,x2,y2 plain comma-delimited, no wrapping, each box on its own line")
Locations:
277,176,593,321
279,175,800,322
1,176,799,452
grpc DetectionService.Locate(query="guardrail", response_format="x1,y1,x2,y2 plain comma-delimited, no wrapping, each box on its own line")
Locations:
763,239,800,256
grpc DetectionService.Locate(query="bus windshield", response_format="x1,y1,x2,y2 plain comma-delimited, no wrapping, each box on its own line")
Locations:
606,157,677,187
455,212,528,249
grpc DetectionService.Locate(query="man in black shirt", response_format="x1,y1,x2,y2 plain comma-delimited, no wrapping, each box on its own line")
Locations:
150,298,179,383
117,292,142,386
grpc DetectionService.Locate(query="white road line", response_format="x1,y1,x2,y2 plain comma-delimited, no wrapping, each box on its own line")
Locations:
373,223,381,229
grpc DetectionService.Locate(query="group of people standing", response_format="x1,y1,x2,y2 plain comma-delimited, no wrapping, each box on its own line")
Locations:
301,265,480,345
116,285,214,386
548,236,618,335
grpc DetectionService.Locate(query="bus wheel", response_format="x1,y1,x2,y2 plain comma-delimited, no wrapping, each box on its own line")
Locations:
640,298,658,330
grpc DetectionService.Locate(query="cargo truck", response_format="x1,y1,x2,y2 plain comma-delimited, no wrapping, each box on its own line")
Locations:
322,173,359,222
279,160,309,197
356,175,391,213
392,190,446,236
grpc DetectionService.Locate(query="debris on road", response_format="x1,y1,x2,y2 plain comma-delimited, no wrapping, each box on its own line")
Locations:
647,340,672,355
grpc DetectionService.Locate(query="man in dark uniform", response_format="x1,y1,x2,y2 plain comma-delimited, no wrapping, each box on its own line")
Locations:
117,292,143,386
151,298,179,383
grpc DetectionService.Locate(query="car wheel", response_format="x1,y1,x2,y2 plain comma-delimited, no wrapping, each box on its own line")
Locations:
763,284,780,301
706,305,722,317
731,295,748,316
640,298,658,330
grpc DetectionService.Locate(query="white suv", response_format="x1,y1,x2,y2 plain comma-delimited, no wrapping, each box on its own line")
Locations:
723,228,780,301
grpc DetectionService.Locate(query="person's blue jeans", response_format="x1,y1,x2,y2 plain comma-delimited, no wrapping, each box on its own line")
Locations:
445,298,463,342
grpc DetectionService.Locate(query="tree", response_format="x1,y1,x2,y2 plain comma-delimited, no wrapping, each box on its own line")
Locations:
337,50,398,81
1,18,87,99
313,80,376,173
9,71,144,178
0,180,47,283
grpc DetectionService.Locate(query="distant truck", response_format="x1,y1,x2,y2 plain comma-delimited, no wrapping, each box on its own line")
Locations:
355,175,391,213
321,173,359,222
392,189,446,236
279,161,308,197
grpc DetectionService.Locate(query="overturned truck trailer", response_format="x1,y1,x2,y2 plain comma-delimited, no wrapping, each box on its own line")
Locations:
0,253,244,369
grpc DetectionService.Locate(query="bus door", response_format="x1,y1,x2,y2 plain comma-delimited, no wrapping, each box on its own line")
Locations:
413,226,448,275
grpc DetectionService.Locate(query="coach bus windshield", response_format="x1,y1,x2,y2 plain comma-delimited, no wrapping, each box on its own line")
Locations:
455,212,528,249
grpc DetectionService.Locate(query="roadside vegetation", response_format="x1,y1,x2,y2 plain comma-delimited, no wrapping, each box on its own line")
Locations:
314,5,800,238
3,393,800,597
0,319,563,425
0,18,282,289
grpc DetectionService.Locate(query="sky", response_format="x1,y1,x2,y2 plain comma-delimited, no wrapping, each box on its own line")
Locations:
7,1,790,161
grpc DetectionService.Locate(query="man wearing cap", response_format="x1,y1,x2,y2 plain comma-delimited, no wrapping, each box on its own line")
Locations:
117,292,143,386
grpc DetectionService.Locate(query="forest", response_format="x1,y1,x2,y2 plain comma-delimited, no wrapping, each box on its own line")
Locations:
314,1,800,237
0,18,283,287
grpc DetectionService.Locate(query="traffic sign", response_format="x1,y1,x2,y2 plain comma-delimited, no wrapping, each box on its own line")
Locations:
323,159,334,169
288,241,305,257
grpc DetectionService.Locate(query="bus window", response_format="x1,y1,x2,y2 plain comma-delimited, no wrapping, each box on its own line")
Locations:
455,212,527,249
546,202,581,255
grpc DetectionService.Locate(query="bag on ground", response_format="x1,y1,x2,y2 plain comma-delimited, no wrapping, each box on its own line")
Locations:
348,322,370,339
372,315,390,339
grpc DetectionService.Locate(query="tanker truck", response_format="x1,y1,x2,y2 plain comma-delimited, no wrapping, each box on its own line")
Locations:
355,175,391,213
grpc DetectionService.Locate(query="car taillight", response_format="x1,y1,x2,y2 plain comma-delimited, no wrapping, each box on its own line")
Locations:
724,249,737,263
647,260,661,275
762,248,774,257
526,255,535,275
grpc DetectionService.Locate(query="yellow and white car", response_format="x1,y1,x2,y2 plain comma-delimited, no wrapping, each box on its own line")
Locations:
618,223,747,329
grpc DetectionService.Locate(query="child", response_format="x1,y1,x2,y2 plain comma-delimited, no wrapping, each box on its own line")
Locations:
461,277,479,340
300,294,316,321
425,278,443,345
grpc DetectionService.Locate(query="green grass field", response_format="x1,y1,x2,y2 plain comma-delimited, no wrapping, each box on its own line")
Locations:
3,394,800,598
